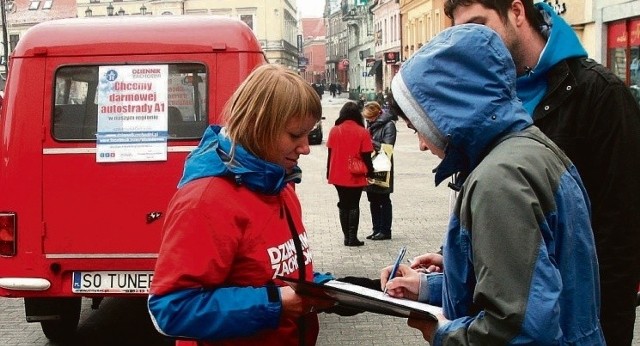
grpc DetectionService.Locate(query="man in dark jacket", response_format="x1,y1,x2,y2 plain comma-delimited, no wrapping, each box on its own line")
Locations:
388,23,604,345
443,1,640,344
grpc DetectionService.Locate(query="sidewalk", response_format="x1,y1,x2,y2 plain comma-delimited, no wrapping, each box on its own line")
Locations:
320,92,351,108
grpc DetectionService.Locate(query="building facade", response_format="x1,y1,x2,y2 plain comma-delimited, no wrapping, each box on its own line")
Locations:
325,0,350,92
399,0,449,61
371,0,401,94
301,17,327,84
325,0,378,100
591,0,640,92
342,0,376,100
2,0,78,77
556,0,640,102
2,0,301,73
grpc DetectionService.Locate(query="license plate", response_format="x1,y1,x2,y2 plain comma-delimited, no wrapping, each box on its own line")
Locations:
72,271,153,294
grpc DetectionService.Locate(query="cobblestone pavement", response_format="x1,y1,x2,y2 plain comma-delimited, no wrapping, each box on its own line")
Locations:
0,94,638,345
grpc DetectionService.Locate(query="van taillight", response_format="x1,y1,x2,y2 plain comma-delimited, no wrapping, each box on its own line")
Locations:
0,213,16,257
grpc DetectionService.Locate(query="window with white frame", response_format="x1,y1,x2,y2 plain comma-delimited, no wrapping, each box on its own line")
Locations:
237,8,256,31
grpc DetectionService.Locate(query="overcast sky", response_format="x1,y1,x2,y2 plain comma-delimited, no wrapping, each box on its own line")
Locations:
298,0,325,18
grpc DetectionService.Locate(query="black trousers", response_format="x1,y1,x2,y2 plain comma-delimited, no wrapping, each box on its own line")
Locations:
334,185,363,210
366,192,392,235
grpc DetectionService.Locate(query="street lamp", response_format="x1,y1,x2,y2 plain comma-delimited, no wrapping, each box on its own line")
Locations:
1,0,10,71
140,5,147,16
106,3,114,16
84,7,92,17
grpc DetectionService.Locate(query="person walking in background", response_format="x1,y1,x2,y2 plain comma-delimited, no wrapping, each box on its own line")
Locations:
357,94,366,111
384,24,604,345
148,64,333,346
312,82,324,100
445,1,640,344
326,101,374,247
362,101,396,241
329,83,337,98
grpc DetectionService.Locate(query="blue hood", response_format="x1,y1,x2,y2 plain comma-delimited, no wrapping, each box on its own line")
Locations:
391,24,532,186
516,2,587,113
178,125,301,195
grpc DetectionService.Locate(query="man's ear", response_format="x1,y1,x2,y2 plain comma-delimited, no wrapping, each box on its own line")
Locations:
511,0,527,27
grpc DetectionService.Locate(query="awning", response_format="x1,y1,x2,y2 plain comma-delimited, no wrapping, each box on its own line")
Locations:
368,59,382,76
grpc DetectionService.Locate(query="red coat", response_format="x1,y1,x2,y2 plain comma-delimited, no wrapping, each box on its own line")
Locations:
326,120,373,187
151,177,318,346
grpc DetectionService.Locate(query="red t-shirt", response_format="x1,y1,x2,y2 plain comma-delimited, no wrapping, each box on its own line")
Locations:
326,120,374,187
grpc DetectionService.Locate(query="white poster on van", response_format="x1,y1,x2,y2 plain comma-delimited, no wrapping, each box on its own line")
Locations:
96,65,169,162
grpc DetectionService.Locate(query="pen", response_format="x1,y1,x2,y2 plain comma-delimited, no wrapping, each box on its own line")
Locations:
383,246,407,294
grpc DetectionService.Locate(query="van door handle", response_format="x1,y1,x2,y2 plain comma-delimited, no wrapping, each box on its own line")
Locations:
146,212,163,224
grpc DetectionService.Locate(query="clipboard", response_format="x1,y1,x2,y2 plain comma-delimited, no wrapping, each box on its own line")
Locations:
278,276,442,321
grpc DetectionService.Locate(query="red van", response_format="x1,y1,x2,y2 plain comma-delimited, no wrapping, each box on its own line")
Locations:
0,16,266,341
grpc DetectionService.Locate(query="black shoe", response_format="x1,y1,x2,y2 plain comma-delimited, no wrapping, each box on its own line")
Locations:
370,233,391,240
366,233,377,240
345,238,365,247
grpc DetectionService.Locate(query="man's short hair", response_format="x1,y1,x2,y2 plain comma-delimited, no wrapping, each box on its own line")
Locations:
444,0,541,29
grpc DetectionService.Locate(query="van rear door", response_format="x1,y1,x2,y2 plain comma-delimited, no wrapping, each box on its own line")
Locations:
42,60,209,257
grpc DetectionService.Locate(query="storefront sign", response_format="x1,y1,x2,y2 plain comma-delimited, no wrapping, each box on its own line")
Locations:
630,19,640,46
608,21,627,48
384,52,400,64
366,58,376,68
338,59,349,71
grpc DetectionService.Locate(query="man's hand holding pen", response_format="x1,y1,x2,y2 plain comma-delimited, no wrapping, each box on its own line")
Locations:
380,251,449,344
380,263,421,300
380,251,444,299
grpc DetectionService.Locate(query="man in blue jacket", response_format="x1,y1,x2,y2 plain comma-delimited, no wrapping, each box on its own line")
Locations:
440,2,640,344
384,23,605,345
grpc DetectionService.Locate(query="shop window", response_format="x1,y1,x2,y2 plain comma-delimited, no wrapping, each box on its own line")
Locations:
630,47,640,86
609,48,627,84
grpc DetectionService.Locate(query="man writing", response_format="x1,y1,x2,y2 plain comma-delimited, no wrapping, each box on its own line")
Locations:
409,2,640,344
385,23,604,345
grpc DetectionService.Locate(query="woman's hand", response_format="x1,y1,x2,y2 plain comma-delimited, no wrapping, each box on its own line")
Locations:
279,286,308,318
380,264,420,300
279,286,335,318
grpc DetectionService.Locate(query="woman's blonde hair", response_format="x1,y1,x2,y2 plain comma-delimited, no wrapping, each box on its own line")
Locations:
223,64,322,159
362,101,382,119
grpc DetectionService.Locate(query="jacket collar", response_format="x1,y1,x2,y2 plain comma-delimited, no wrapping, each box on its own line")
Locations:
178,125,301,195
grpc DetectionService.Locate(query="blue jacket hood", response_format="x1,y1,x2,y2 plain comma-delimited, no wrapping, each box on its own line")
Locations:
391,24,532,186
178,125,301,194
516,2,587,113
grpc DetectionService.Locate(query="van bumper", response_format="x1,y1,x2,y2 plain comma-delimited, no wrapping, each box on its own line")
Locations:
0,278,51,291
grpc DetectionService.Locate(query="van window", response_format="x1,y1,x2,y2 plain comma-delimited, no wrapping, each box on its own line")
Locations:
52,63,208,141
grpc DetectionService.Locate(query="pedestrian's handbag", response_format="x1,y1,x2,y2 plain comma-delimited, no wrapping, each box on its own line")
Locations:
348,155,367,175
369,144,393,188
372,149,392,172
338,126,368,176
